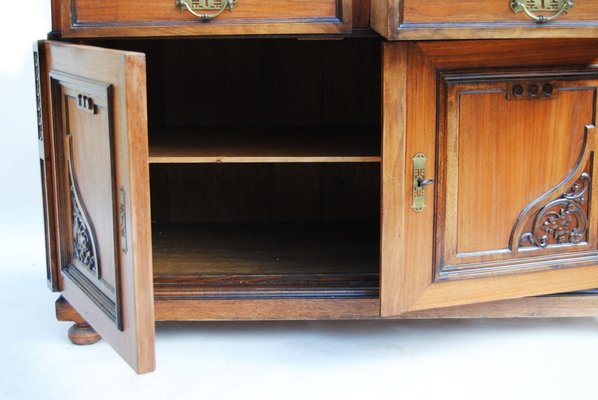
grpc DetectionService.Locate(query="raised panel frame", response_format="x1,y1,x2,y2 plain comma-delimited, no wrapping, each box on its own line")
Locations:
381,39,598,316
50,70,124,328
436,71,598,281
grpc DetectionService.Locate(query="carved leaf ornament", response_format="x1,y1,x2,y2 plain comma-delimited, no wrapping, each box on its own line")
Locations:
519,173,590,249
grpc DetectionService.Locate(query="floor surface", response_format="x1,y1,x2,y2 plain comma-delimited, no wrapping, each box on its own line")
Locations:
1,261,597,400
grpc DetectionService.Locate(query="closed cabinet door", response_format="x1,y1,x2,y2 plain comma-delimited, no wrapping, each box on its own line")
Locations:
36,41,155,373
382,39,598,315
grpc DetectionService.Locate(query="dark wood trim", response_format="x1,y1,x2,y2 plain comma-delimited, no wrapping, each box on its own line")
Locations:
155,273,379,300
393,22,598,41
51,0,62,34
62,265,119,326
62,22,351,38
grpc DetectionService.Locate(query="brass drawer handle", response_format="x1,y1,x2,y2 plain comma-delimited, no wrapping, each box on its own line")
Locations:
510,0,574,23
176,0,236,21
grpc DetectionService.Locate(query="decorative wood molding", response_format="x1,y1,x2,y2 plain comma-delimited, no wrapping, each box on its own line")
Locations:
435,69,598,282
63,264,118,325
69,162,99,273
154,273,379,300
33,51,44,144
519,172,590,249
509,122,595,253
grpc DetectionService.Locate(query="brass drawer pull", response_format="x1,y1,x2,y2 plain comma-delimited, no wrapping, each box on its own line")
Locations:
510,0,574,23
176,0,236,21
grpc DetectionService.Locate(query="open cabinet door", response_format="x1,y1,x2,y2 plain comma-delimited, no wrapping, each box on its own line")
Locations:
381,40,598,316
38,41,155,373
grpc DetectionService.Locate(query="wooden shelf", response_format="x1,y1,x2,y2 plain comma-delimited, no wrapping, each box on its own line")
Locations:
148,127,381,164
152,222,380,299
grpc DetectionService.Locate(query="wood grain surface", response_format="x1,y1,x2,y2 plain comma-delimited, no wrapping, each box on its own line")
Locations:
60,0,351,37
44,41,155,374
373,0,598,40
149,127,380,163
152,222,379,276
382,40,598,315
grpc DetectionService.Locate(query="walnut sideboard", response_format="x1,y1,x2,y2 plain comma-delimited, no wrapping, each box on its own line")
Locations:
34,0,598,373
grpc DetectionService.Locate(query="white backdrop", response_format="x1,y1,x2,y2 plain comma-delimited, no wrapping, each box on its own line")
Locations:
1,3,598,399
0,0,50,267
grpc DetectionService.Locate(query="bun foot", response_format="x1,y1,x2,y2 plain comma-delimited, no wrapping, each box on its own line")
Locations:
68,322,101,345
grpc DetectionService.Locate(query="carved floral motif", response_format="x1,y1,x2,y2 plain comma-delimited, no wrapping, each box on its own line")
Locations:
34,52,43,141
519,173,590,248
71,186,98,271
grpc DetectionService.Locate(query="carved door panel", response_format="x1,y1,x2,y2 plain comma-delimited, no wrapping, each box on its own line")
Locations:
40,41,155,373
381,40,598,315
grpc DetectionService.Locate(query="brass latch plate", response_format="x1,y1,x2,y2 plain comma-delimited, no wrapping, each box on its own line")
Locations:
412,153,432,212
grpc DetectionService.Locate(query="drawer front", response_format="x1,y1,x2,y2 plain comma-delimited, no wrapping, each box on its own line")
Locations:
60,0,351,37
372,0,598,40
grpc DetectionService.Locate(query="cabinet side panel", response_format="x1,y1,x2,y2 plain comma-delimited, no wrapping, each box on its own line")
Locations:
34,41,60,291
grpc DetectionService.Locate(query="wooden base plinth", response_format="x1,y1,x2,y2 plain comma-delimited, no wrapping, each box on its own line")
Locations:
67,322,101,345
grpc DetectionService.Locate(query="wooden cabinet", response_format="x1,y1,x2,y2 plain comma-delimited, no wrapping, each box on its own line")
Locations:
35,0,598,374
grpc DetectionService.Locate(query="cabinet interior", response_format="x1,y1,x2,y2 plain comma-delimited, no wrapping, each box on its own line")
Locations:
100,38,382,299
